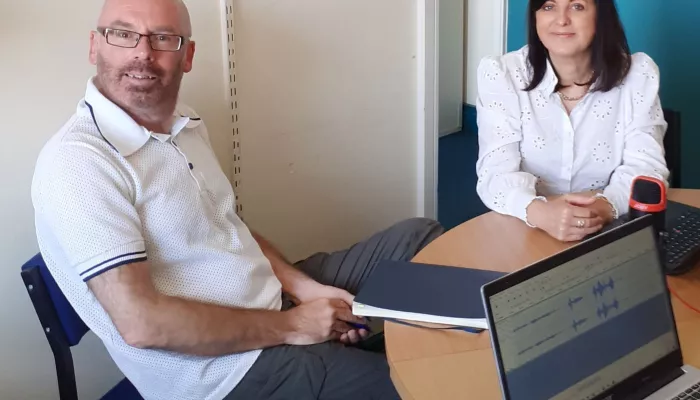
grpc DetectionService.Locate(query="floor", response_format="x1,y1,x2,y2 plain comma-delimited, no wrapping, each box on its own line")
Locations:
437,129,490,231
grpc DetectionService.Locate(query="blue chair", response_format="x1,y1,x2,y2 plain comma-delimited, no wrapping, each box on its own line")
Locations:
21,253,143,400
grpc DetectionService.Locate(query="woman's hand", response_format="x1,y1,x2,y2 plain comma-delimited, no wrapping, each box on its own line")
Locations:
526,194,605,242
553,192,617,225
586,197,616,225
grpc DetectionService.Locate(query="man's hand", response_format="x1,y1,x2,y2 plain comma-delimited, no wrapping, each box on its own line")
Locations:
250,230,370,345
294,283,370,345
527,194,604,242
284,298,367,345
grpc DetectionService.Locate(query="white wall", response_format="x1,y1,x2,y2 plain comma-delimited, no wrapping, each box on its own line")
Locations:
438,0,464,136
464,0,507,105
232,0,424,262
463,0,470,104
0,1,230,398
436,0,507,133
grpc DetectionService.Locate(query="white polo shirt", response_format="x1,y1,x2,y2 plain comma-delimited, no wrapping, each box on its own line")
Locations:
32,78,283,400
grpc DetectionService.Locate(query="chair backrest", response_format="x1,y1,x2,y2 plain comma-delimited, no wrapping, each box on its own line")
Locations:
662,108,682,188
21,253,89,400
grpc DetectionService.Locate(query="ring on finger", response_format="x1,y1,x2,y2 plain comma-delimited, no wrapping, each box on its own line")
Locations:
576,219,585,228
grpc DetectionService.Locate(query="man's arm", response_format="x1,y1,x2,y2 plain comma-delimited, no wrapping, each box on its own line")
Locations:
250,230,318,303
87,260,296,356
88,260,362,355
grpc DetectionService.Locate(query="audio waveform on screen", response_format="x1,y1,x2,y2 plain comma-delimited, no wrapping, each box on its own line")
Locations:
530,309,557,325
517,331,562,356
592,277,615,298
572,318,588,332
568,296,584,310
597,299,620,319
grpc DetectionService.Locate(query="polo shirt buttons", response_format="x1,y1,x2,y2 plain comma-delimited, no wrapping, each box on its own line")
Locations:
189,163,194,170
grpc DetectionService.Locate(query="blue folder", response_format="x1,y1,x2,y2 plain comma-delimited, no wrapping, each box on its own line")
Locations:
353,260,506,328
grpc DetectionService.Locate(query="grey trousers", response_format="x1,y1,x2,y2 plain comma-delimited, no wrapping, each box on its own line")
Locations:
224,218,444,400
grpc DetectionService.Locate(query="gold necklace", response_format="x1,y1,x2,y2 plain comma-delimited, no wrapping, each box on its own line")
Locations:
557,70,594,101
557,91,587,101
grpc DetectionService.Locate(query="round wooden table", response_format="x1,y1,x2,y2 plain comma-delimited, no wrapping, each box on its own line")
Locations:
385,189,700,400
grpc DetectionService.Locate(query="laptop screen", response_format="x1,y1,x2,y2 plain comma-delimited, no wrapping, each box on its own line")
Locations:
488,226,679,400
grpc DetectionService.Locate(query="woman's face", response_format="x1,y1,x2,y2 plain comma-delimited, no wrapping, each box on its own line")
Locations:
536,0,597,58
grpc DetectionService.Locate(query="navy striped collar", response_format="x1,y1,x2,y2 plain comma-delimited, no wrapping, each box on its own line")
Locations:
82,77,191,156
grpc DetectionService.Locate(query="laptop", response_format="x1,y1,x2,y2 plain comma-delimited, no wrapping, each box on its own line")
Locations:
481,214,700,400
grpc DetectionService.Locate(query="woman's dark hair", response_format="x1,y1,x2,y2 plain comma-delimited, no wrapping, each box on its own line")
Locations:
524,0,631,92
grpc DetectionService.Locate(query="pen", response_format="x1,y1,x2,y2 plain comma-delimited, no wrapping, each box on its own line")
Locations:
348,322,372,332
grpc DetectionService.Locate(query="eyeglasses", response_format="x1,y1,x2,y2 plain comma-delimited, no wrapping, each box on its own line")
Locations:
97,28,185,52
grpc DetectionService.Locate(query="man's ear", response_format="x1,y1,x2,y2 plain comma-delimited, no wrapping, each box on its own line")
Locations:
89,31,99,65
183,40,196,73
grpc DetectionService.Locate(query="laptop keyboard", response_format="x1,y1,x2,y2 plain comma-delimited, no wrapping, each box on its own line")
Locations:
663,211,700,275
673,382,700,399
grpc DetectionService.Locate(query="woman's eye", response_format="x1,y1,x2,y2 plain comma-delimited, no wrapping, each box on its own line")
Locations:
572,3,585,11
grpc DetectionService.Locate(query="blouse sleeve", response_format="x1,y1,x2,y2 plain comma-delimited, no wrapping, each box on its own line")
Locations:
475,56,540,224
602,53,670,216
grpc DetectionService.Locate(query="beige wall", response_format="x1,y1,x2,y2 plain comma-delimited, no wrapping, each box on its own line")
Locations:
0,1,230,398
233,0,424,262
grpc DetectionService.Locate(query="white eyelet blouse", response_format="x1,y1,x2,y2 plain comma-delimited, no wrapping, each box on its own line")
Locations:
475,45,670,223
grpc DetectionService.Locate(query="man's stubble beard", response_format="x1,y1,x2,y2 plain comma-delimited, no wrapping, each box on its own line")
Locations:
95,54,184,119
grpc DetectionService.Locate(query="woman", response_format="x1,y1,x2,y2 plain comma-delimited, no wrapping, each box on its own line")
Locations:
475,0,669,242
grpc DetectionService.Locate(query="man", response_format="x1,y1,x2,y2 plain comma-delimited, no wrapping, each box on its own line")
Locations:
31,0,443,399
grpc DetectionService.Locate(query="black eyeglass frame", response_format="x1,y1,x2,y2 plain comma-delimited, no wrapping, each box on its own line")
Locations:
96,27,187,52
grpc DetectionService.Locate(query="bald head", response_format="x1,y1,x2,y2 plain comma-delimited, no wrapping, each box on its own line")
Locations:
98,0,192,37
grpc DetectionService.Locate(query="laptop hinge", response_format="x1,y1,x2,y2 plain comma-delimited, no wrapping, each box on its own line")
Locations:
625,366,685,400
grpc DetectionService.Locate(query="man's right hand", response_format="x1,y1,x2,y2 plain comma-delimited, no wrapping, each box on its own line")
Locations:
526,194,604,242
283,298,367,346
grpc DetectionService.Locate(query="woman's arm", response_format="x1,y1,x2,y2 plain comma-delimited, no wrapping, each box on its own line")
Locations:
599,53,670,216
475,56,540,225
